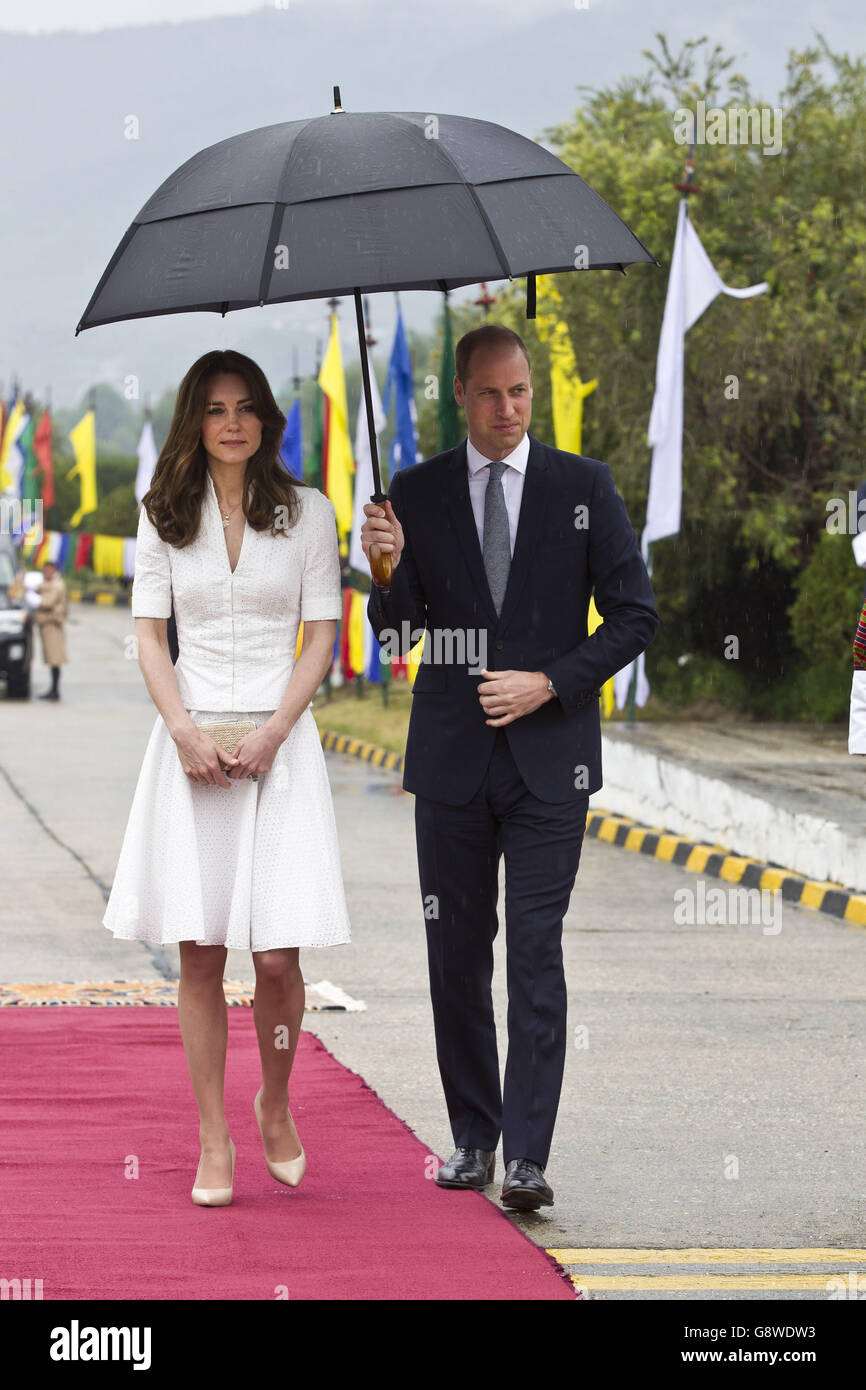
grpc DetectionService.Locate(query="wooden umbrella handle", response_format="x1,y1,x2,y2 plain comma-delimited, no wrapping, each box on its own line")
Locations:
369,545,393,589
369,489,393,589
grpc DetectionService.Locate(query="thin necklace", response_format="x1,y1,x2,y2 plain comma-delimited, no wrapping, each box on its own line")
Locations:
210,474,244,528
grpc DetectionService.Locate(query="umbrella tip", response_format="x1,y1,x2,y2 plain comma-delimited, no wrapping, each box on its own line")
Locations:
332,85,343,113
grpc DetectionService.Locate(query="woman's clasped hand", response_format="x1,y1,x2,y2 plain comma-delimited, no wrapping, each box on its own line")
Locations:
175,720,283,785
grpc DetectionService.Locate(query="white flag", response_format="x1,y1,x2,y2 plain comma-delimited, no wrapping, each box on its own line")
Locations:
350,346,387,576
613,657,650,711
643,199,768,557
618,203,769,709
135,417,158,504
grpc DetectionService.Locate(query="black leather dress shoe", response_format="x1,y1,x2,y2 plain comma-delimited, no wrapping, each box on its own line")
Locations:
434,1147,496,1189
500,1158,554,1210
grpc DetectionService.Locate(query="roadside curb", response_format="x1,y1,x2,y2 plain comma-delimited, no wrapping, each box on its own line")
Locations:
319,729,404,774
318,729,866,931
68,590,130,606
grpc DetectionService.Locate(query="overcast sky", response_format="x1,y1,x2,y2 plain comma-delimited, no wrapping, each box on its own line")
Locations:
3,0,862,406
4,0,544,34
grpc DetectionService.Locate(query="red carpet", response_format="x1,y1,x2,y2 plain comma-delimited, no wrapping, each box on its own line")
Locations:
0,1009,576,1300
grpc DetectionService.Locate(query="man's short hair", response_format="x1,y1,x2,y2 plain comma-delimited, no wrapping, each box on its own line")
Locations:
455,324,531,386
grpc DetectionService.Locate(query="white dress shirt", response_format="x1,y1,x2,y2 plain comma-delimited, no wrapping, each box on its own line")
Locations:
131,471,343,710
466,431,530,557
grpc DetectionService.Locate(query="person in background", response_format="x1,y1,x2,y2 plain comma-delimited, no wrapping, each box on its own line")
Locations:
848,480,866,754
853,480,866,605
34,560,68,701
848,591,866,755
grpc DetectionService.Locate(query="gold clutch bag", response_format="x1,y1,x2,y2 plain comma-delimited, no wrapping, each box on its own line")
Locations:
198,719,258,779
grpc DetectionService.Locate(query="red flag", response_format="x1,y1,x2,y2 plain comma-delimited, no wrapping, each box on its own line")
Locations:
33,409,55,509
340,587,354,680
73,533,93,570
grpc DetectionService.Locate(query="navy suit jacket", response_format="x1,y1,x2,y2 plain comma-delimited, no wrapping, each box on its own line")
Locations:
366,432,660,805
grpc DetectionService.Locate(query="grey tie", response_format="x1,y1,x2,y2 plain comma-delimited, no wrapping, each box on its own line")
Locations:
482,459,511,615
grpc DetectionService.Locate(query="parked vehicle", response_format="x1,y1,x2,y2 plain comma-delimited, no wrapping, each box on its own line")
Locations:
0,536,33,698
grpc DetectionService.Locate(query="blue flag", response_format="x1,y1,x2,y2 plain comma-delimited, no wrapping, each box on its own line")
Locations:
279,398,303,479
365,636,381,684
383,303,418,476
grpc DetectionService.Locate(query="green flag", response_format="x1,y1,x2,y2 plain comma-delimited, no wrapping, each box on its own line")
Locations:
19,413,39,506
438,297,462,451
307,383,324,491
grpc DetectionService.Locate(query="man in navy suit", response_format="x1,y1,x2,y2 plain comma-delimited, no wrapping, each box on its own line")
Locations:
361,324,660,1209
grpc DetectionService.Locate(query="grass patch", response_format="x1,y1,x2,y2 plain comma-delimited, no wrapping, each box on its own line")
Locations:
311,678,412,756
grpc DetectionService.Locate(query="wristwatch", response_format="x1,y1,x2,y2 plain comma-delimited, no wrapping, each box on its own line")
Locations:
546,675,557,697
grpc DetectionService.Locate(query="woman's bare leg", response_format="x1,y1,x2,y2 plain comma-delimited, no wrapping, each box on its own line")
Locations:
251,947,305,1161
177,941,232,1187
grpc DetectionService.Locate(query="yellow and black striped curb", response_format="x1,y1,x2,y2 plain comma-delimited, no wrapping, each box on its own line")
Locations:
318,730,866,929
587,809,866,929
68,589,130,605
545,1248,866,1294
319,729,404,774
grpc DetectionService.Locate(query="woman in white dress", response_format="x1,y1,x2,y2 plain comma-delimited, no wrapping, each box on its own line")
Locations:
103,348,351,1206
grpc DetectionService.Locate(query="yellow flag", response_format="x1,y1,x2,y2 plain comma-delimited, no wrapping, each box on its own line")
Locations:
0,397,25,491
534,275,597,456
587,595,615,718
406,630,426,687
92,534,125,577
67,410,98,527
348,589,366,675
536,277,614,717
318,314,355,544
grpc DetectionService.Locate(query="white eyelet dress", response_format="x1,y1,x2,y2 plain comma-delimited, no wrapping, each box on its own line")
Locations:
102,472,351,952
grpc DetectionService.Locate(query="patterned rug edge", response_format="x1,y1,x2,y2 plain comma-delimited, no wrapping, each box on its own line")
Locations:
0,979,367,1009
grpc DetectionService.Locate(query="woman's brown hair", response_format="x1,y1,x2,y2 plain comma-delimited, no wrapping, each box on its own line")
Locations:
141,349,308,546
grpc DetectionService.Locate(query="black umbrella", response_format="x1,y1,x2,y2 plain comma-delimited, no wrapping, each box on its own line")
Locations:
76,87,656,584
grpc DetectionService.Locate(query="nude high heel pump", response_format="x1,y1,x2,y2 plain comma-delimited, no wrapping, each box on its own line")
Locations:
254,1088,306,1187
191,1138,236,1207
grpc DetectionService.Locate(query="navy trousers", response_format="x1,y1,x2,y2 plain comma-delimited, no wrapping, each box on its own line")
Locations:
413,729,590,1169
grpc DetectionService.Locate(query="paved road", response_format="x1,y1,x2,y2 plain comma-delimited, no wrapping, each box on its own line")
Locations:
2,604,864,1300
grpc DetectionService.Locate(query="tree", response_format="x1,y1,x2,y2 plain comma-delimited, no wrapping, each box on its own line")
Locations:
489,33,866,719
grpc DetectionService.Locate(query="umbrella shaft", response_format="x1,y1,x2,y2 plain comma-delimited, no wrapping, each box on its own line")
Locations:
353,288,385,502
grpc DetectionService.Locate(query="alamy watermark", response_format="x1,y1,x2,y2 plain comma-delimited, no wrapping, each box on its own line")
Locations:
1,1276,43,1300
674,882,782,935
674,102,783,156
826,492,866,535
378,623,487,674
0,497,43,543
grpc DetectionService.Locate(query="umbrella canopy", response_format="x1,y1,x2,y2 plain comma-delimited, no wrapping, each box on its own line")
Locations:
75,92,656,574
76,99,655,330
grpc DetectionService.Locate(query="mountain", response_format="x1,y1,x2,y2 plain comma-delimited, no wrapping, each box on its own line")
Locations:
1,0,860,407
